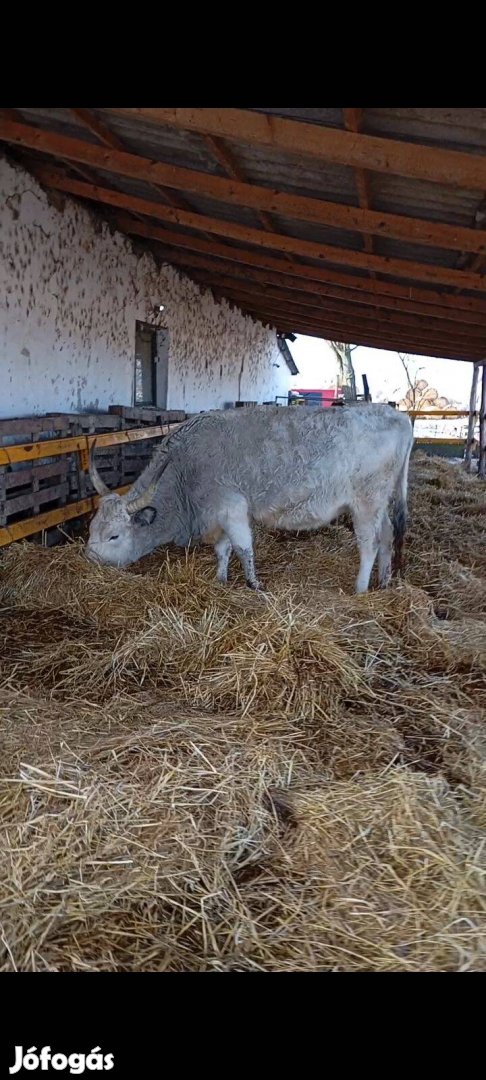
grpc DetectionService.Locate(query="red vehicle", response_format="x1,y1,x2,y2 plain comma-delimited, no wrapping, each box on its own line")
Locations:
289,388,342,407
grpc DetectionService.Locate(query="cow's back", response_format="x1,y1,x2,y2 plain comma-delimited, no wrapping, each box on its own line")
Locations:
173,404,409,486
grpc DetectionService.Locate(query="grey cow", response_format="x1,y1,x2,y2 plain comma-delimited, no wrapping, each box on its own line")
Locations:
86,404,413,593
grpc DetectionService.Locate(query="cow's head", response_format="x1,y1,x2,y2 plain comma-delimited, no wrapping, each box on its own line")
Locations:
85,441,170,567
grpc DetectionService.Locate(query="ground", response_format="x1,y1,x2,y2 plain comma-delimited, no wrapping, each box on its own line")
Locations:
0,453,485,971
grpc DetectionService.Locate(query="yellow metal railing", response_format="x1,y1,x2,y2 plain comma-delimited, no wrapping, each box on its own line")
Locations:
407,409,469,420
414,437,465,446
0,422,182,466
407,408,470,448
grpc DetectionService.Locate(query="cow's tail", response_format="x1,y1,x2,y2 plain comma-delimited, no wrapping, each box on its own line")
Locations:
392,437,413,577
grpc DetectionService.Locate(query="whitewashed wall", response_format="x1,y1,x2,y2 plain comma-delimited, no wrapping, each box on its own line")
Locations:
0,157,291,419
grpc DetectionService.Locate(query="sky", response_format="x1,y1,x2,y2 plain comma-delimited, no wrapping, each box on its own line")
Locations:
288,337,475,409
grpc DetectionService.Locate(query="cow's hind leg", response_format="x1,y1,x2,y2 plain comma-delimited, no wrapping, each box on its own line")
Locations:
352,505,382,594
214,535,233,584
378,510,393,589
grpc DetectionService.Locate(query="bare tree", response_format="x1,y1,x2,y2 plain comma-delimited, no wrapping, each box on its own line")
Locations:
328,341,357,398
396,353,452,428
397,353,422,413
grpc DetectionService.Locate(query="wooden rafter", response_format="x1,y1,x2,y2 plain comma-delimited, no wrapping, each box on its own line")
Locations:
198,279,485,348
69,109,146,229
68,109,215,261
70,109,126,151
343,109,374,260
200,129,294,268
243,320,481,361
456,195,486,287
2,117,486,258
111,213,486,318
23,167,486,294
106,108,486,193
198,271,484,356
70,108,195,217
202,132,276,234
234,308,483,360
147,242,486,329
183,271,486,346
0,109,97,193
209,279,484,351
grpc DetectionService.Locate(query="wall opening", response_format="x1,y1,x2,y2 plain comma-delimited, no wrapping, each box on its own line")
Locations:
134,322,169,408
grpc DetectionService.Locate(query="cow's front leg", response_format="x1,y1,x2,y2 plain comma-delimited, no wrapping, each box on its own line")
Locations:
223,512,262,589
233,543,262,590
214,535,233,584
218,496,263,590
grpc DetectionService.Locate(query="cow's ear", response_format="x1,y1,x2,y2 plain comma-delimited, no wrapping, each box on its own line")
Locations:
133,506,157,526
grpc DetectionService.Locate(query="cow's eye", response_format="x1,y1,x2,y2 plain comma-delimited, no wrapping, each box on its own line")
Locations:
109,534,119,541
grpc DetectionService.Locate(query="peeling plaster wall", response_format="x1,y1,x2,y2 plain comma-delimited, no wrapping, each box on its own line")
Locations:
0,157,291,419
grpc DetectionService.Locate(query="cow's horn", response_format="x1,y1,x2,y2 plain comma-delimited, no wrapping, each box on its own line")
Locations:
89,438,110,497
125,454,171,515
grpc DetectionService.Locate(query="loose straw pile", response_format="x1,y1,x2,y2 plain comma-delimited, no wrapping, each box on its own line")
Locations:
0,453,484,971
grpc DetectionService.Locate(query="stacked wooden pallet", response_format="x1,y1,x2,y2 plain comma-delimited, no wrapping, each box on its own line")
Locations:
109,406,186,486
0,407,187,544
0,415,71,530
65,412,124,499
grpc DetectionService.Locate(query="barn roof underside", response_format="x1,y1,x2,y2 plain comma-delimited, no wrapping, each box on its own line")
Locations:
2,107,486,362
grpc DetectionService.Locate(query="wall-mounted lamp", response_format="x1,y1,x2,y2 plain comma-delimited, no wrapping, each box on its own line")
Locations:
154,304,165,314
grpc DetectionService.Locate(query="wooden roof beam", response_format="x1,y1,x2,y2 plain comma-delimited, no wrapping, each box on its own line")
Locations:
0,109,96,209
187,271,486,346
69,107,199,220
26,167,486,293
69,107,268,242
189,267,483,354
343,109,374,263
239,308,483,361
0,109,94,188
151,242,486,328
206,276,480,344
177,267,413,345
69,108,150,226
111,213,486,318
201,278,486,348
3,116,486,259
70,108,126,152
108,108,486,193
202,131,278,236
456,196,486,287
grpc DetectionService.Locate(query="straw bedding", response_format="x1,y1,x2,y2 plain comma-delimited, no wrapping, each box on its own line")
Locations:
0,452,485,971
